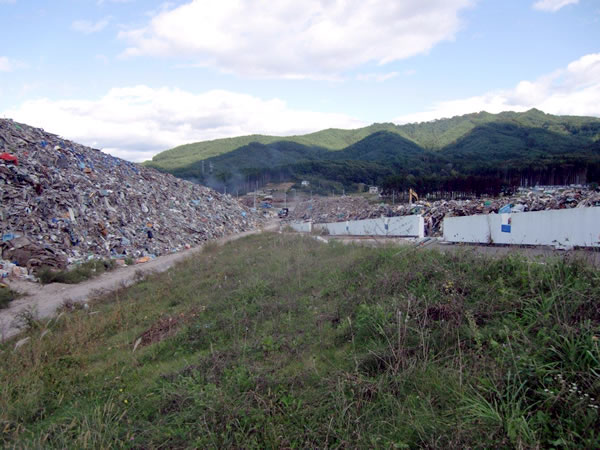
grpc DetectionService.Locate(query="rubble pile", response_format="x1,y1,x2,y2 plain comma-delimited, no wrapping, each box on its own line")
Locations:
0,119,262,278
288,188,600,236
289,196,382,223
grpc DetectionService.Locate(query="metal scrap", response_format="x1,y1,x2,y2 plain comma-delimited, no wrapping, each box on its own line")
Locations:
288,187,600,236
0,119,263,277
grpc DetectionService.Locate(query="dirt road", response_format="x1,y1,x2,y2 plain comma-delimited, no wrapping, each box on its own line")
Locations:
1,222,279,342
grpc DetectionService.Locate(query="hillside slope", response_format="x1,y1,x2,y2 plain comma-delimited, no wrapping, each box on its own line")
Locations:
146,109,600,172
148,123,403,171
443,122,597,165
399,109,600,149
2,233,599,447
170,124,600,193
330,131,426,164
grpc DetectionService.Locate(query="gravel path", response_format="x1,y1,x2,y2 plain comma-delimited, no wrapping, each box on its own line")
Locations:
1,222,279,342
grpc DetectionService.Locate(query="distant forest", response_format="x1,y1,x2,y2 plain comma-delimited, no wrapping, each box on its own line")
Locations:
146,109,600,196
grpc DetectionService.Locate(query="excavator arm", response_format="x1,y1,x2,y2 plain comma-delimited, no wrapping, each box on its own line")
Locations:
409,188,419,204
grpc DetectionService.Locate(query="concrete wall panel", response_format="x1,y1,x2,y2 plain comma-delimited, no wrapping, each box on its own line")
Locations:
289,222,312,233
315,216,424,238
443,214,492,244
443,207,600,248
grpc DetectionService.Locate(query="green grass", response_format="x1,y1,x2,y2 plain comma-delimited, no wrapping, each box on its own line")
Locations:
37,259,116,285
0,285,19,309
1,234,600,447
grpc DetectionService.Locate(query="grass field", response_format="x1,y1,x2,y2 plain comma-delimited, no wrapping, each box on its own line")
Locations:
1,233,599,448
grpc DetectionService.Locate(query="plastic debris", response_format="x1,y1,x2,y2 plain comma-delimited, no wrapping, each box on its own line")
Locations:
0,119,263,273
0,152,18,165
288,187,600,236
1,258,34,280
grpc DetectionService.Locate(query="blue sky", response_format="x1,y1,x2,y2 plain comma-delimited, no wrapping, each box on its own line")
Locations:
1,0,599,161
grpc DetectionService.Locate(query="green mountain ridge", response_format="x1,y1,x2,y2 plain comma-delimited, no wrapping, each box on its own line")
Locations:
148,123,403,171
145,109,600,172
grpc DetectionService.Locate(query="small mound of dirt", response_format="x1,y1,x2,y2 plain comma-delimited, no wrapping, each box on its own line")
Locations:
139,314,184,346
426,303,461,322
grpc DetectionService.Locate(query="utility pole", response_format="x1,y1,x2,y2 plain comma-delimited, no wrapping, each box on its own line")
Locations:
284,191,287,209
392,190,395,205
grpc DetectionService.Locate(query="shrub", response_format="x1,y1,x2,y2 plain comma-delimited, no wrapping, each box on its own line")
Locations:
37,259,116,284
0,285,19,309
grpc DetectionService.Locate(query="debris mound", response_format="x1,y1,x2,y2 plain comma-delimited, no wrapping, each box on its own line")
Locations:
288,188,600,236
290,196,377,223
0,119,262,277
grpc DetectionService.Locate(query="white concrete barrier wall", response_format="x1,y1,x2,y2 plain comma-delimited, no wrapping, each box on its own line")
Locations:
443,207,600,248
443,214,492,244
315,215,424,238
289,222,312,233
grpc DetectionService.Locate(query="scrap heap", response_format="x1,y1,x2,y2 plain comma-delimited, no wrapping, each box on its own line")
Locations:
288,188,600,236
0,119,262,278
290,196,383,223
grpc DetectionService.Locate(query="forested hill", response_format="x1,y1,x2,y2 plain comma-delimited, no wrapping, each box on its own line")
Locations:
144,109,600,195
146,123,401,171
145,109,600,172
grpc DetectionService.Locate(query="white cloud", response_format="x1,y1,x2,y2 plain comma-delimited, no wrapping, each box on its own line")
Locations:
0,56,12,72
356,72,399,82
3,86,365,162
96,54,110,64
21,82,42,95
0,56,25,72
118,0,473,78
72,17,110,34
532,0,578,12
394,53,600,124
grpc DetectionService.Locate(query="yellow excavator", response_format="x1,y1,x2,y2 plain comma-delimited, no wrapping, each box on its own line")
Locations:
409,188,419,205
